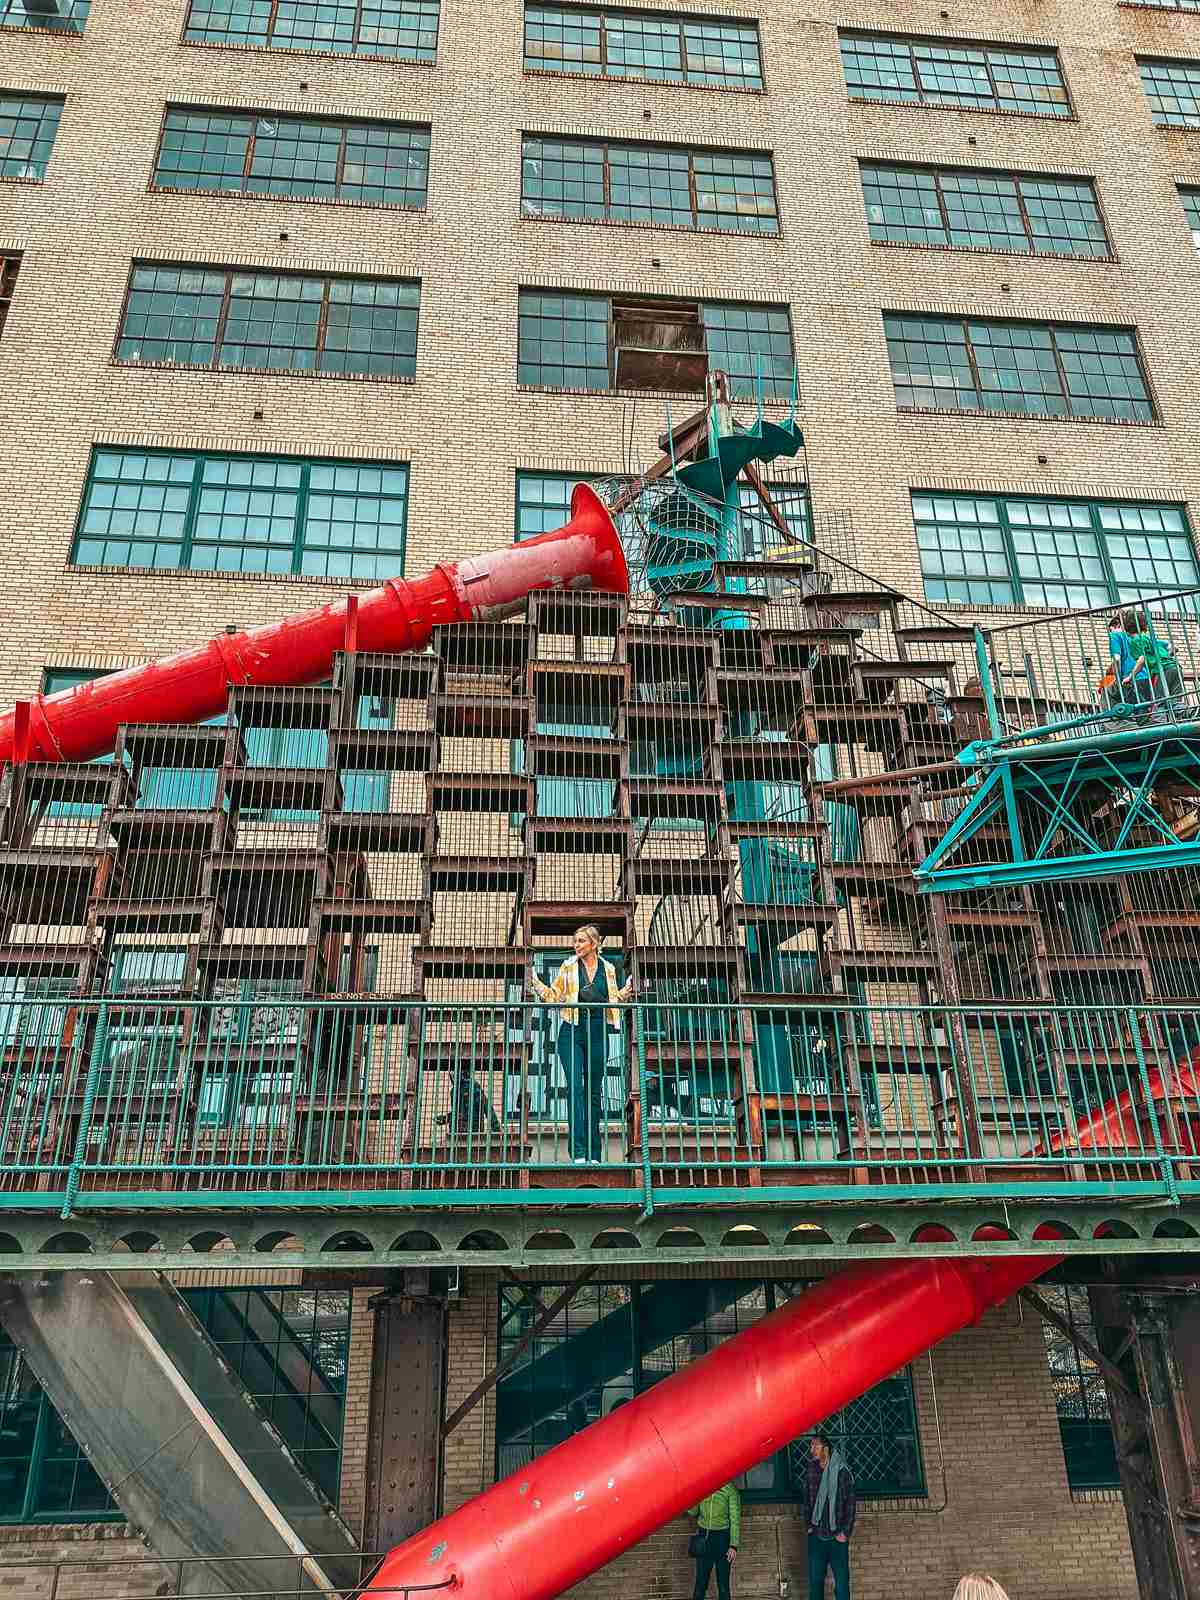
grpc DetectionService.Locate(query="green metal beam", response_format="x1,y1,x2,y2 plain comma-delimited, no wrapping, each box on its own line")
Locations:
12,1178,1186,1211
0,1237,1196,1273
918,841,1200,892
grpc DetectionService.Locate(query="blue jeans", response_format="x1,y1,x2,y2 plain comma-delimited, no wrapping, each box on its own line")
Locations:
808,1535,850,1600
693,1529,731,1600
558,1020,606,1161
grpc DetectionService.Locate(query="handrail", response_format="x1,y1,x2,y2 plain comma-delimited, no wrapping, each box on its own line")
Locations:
981,583,1200,638
0,998,1194,1216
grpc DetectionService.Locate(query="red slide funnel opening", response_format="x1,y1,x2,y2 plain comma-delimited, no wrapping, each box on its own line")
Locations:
450,483,629,623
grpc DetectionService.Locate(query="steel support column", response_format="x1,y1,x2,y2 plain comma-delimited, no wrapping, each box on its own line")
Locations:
1090,1285,1200,1600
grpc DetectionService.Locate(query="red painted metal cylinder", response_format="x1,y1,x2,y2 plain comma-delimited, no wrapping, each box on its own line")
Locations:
0,483,626,766
367,1250,1056,1600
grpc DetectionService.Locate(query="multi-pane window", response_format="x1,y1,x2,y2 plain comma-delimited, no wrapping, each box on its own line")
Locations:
115,265,420,381
184,0,440,61
497,1279,925,1498
840,32,1071,117
913,491,1199,607
885,315,1154,422
71,447,409,581
184,1287,351,1499
1140,57,1200,126
1129,0,1200,12
517,290,793,398
0,1330,119,1522
0,93,64,181
0,0,88,31
153,109,430,209
1037,1284,1120,1490
736,480,810,553
0,254,17,342
524,5,763,89
861,163,1109,259
1181,187,1200,251
521,135,778,234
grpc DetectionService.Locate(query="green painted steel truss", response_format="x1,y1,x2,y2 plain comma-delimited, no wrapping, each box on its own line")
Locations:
918,722,1200,892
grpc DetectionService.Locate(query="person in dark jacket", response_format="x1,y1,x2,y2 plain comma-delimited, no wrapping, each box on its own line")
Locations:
803,1432,856,1600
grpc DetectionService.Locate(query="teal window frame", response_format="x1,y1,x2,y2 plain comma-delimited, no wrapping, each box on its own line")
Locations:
70,446,410,582
0,0,88,32
861,161,1109,259
0,93,64,181
1180,186,1200,249
1038,1284,1120,1490
520,133,778,234
184,1287,351,1499
840,31,1071,117
0,1331,120,1522
184,0,440,63
516,290,794,398
886,314,1155,423
523,4,763,90
115,263,420,382
153,107,430,209
1140,56,1200,126
912,491,1200,608
497,1278,925,1499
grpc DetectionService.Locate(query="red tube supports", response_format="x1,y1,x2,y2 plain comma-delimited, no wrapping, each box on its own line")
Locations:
368,1250,1056,1600
0,485,626,766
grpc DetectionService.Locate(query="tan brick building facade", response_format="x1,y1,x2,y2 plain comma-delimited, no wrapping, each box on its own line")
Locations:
0,0,1193,1590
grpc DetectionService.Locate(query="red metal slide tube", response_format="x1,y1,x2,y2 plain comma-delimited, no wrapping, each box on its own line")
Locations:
0,485,626,766
368,1247,1059,1599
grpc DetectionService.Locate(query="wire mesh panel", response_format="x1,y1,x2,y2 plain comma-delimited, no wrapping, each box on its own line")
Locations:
4,394,1200,1206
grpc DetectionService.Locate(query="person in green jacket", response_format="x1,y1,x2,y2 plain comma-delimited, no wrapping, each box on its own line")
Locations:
689,1481,741,1599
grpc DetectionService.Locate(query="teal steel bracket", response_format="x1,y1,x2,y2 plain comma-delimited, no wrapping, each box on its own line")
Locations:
61,1006,109,1220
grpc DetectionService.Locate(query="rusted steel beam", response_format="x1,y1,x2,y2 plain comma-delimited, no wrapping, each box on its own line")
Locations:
440,1268,598,1439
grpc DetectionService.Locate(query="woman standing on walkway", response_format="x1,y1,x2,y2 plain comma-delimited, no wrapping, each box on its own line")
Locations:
530,925,633,1164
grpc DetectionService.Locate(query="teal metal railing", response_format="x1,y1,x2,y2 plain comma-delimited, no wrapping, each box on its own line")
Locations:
0,999,1196,1213
979,585,1200,750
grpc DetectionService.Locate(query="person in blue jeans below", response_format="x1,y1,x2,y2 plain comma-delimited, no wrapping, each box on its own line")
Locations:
803,1432,856,1600
529,926,633,1164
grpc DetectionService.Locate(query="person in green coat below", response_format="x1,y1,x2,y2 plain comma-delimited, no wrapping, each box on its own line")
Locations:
688,1481,741,1600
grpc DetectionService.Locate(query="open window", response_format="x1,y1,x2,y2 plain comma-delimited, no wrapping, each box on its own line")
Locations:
611,295,708,392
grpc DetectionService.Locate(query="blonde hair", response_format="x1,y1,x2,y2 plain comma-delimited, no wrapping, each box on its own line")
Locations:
574,925,603,951
952,1580,1010,1600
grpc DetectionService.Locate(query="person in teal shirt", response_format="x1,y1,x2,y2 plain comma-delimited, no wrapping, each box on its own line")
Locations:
1108,612,1152,719
689,1481,741,1600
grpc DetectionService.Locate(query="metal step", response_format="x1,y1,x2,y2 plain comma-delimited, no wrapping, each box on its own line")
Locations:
0,1271,362,1598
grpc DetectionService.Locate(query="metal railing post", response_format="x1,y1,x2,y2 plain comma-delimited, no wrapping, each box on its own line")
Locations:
635,1004,654,1217
60,1000,109,1220
1128,1007,1179,1206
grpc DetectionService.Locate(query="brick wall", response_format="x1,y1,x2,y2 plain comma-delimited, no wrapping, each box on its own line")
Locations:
440,1267,1138,1600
